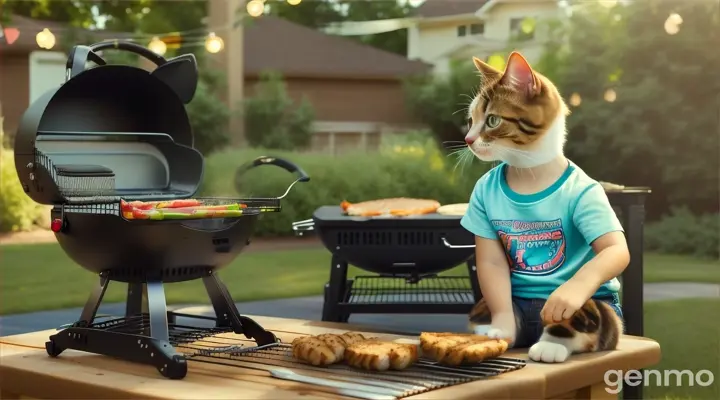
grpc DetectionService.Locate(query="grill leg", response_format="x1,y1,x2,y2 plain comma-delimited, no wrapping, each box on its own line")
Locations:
466,257,482,303
146,279,169,343
620,203,646,400
78,273,110,326
202,271,278,345
126,282,143,317
322,255,349,322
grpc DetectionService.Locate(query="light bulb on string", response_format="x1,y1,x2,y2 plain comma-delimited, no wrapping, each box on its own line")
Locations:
664,19,680,35
148,36,167,56
604,89,617,103
205,32,224,54
246,0,265,17
667,13,683,26
36,28,56,50
569,93,582,107
287,0,302,5
598,0,617,8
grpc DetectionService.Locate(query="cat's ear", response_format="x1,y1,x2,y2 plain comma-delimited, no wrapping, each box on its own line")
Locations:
500,51,541,99
473,57,503,81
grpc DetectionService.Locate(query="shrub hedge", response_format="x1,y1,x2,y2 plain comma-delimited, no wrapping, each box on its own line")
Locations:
0,150,47,232
645,207,719,259
200,138,489,237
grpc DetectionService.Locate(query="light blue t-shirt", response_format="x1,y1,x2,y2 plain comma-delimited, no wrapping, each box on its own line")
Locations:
460,161,624,299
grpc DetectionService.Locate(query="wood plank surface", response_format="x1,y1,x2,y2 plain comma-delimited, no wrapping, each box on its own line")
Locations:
0,314,661,400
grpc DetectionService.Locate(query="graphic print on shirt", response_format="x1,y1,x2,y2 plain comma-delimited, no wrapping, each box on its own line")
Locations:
492,219,567,275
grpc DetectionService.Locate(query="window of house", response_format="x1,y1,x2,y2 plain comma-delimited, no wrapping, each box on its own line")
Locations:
510,17,536,41
469,23,484,35
457,25,467,37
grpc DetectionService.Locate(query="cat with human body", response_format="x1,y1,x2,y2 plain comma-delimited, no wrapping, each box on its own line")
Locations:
461,52,628,363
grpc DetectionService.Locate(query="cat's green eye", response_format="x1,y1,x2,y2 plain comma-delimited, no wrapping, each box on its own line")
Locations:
485,114,501,129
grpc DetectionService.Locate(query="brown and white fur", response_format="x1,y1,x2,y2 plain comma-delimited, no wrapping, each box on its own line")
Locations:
464,52,623,362
469,298,623,363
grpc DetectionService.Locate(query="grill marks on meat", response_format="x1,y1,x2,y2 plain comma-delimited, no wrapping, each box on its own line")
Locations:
420,332,508,366
291,332,418,371
345,340,419,371
291,332,368,366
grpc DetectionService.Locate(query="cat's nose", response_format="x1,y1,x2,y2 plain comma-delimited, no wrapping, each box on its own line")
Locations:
465,136,476,145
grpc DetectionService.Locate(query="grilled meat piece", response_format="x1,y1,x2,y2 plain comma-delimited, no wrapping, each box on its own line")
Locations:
344,340,419,371
420,332,508,366
291,332,369,366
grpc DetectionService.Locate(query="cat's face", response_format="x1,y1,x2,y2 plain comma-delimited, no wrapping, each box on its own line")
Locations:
465,52,569,168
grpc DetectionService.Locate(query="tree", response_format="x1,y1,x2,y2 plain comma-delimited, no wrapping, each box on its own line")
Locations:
536,0,720,218
243,71,314,150
404,59,479,149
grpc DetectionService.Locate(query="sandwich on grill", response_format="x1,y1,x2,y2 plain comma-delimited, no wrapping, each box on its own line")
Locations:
436,203,469,216
420,332,508,366
341,198,441,217
344,340,419,371
291,332,369,366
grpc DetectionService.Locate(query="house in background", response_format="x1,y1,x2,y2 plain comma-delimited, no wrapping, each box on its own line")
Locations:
1,15,430,154
244,16,430,154
409,0,563,74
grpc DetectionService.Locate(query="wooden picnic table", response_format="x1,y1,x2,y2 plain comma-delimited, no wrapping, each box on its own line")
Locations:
0,314,660,400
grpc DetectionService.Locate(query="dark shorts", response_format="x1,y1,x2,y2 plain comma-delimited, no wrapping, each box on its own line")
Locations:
503,293,624,348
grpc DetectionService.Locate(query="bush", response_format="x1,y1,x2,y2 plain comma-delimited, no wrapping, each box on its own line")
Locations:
0,150,46,232
200,140,490,237
186,79,231,156
404,59,479,147
645,208,719,259
243,71,314,150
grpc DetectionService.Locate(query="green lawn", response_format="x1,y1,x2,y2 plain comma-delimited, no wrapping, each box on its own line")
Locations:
0,243,718,315
644,299,720,400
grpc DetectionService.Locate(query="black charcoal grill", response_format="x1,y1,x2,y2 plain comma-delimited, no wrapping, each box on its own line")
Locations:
292,206,481,322
12,40,310,379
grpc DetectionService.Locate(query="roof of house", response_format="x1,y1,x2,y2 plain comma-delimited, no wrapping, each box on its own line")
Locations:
244,16,431,79
414,0,488,18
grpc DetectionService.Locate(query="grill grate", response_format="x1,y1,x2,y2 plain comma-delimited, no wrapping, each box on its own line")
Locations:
346,276,475,306
87,314,525,399
56,198,282,216
337,230,447,247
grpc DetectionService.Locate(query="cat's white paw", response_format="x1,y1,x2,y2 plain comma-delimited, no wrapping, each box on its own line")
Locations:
473,325,490,335
487,327,511,339
528,341,570,363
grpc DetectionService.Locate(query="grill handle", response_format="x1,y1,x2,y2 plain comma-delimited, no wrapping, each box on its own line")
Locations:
292,219,315,236
441,237,476,249
236,156,310,200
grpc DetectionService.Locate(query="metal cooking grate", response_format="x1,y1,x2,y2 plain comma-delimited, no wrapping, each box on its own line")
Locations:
87,314,525,399
346,276,475,305
337,230,446,247
57,198,282,216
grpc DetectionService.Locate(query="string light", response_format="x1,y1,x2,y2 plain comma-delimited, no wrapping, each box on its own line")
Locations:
35,28,56,50
148,36,167,56
598,0,617,8
604,89,617,103
664,13,683,35
204,32,224,53
569,93,582,107
246,0,265,17
287,0,302,5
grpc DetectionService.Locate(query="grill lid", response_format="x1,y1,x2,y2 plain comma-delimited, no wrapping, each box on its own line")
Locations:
14,40,204,205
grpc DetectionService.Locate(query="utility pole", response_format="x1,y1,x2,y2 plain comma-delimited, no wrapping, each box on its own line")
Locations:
207,0,245,146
